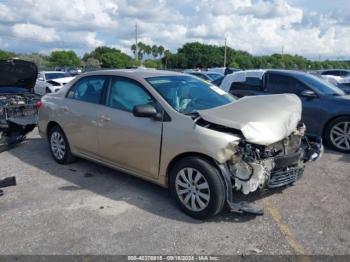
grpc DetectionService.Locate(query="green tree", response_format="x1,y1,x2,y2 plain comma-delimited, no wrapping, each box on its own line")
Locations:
0,50,16,60
48,50,81,67
18,53,49,68
83,46,133,68
100,52,131,68
84,58,101,68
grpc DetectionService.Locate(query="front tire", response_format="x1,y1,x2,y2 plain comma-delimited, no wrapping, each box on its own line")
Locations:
169,157,226,219
48,126,76,164
325,116,350,153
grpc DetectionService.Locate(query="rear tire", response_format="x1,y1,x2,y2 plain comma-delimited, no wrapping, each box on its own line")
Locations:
169,157,226,219
324,116,350,153
48,126,76,164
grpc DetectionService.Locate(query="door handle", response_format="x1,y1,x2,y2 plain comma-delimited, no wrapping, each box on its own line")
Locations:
99,115,111,122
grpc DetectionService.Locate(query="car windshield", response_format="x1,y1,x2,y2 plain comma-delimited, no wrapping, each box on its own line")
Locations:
297,73,345,96
45,73,67,80
146,75,235,114
207,73,223,81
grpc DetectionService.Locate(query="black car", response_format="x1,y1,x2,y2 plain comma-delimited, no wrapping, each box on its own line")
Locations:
220,69,350,153
0,60,40,149
319,69,350,77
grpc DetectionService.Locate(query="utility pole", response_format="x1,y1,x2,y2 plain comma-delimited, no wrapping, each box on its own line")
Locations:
135,23,138,61
281,45,284,56
224,38,227,68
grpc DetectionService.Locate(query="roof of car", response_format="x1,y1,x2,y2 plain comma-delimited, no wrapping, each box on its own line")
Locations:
82,69,184,79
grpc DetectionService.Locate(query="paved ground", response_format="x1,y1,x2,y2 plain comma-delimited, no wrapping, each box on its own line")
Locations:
0,129,349,255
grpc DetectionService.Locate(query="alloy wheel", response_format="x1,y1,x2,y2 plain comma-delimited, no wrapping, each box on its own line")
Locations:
175,168,210,212
50,131,66,160
330,121,350,151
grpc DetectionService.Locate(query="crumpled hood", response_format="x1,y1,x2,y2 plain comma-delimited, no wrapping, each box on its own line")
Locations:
197,94,302,145
0,60,38,91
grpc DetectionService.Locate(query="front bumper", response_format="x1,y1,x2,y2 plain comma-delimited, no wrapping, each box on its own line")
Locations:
268,167,304,188
219,135,323,199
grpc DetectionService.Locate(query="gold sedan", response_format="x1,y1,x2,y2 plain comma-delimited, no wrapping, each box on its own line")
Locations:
38,70,321,219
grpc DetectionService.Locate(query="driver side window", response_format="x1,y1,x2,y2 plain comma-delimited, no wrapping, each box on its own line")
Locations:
107,77,154,112
266,74,308,95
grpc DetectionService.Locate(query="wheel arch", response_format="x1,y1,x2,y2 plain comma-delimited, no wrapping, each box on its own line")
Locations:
165,152,222,186
46,121,63,140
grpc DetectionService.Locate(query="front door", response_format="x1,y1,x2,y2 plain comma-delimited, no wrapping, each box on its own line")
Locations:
97,77,162,178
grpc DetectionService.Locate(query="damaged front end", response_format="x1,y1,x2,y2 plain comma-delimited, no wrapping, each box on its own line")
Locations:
0,94,39,148
0,60,39,150
220,123,322,196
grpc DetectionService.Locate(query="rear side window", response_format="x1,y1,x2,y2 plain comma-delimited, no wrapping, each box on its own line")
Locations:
266,74,308,95
67,76,107,104
230,77,262,91
107,77,154,112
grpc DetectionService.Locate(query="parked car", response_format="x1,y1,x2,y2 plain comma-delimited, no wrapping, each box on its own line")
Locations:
0,59,40,149
38,70,321,218
317,69,350,78
183,70,223,82
34,71,71,95
319,74,350,94
220,69,350,153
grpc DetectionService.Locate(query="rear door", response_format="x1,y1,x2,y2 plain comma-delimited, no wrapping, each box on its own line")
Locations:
59,75,108,157
97,76,162,178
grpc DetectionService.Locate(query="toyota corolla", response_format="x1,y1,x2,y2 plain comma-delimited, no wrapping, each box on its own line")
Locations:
38,70,322,219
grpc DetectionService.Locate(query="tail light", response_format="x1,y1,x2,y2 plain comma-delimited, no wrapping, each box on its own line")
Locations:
35,100,43,109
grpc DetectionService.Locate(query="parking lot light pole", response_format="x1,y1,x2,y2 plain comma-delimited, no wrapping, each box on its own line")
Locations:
135,23,138,62
224,38,227,67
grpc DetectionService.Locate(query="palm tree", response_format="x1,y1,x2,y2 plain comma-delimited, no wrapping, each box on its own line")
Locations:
151,45,158,59
131,44,137,59
157,45,165,58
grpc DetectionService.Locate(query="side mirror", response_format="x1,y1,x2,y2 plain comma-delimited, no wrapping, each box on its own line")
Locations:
37,77,44,81
133,104,161,120
301,90,318,98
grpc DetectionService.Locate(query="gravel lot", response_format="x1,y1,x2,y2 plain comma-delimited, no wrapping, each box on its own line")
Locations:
0,129,349,255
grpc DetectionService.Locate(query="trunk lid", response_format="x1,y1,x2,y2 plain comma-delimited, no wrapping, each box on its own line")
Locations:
197,94,302,145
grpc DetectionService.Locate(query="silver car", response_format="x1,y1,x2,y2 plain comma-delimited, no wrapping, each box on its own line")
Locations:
38,70,322,219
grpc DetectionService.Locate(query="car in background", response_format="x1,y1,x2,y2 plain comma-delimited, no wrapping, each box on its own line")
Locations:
184,70,223,82
318,69,350,78
38,70,320,219
207,67,241,75
318,74,350,95
220,70,350,153
35,71,71,95
0,60,40,149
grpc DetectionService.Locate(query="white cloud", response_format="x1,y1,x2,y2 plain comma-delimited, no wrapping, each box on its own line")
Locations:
12,24,60,43
0,0,349,58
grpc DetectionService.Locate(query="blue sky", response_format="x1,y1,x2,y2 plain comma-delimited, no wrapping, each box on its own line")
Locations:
0,0,349,59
